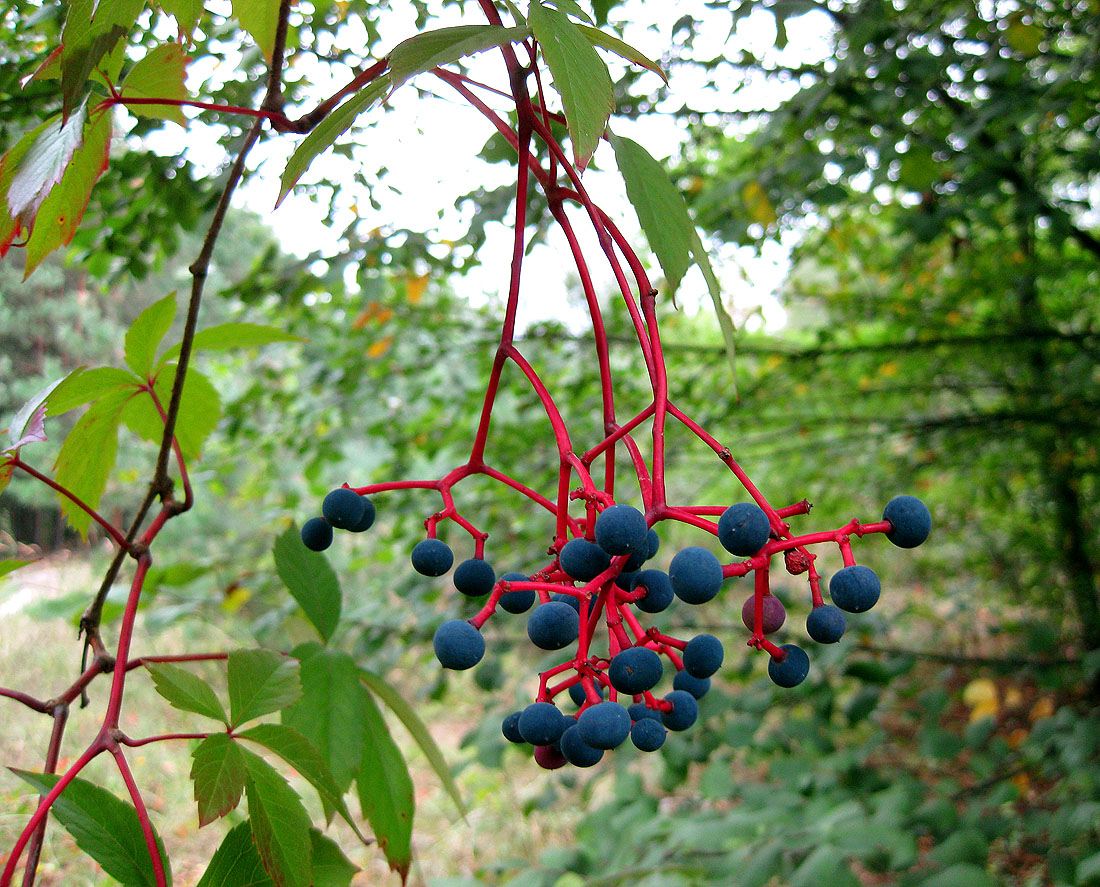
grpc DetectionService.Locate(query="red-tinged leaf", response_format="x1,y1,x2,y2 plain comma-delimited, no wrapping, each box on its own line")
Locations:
6,108,87,229
0,119,54,256
6,378,65,451
13,770,173,887
357,686,414,883
195,820,273,887
240,748,313,887
232,0,280,61
53,386,136,537
119,43,189,125
191,734,247,826
528,0,614,170
0,459,14,497
227,649,302,728
59,0,144,117
48,366,141,415
22,107,112,277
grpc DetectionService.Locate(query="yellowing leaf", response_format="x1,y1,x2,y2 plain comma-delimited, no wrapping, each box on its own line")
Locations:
1029,696,1055,722
962,678,998,710
878,361,898,378
368,337,393,359
741,180,777,228
406,274,428,304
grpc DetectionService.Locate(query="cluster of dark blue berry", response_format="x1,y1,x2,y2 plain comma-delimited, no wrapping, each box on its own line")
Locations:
304,487,931,770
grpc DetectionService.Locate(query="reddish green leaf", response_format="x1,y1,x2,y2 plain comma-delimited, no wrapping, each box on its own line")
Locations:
121,364,221,460
232,0,280,60
13,770,172,887
273,525,341,643
282,644,365,793
389,25,529,90
191,734,247,826
146,661,229,724
357,687,414,883
528,1,614,170
53,386,136,537
119,43,189,125
227,649,302,728
195,820,273,887
59,0,143,117
277,79,389,207
125,294,178,378
0,457,12,496
236,722,365,840
360,668,465,816
241,747,313,887
22,107,113,277
6,108,87,230
6,378,64,450
0,118,54,256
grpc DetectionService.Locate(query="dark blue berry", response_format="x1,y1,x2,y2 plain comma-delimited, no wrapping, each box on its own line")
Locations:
518,702,568,745
552,592,583,613
628,702,661,722
645,528,661,560
568,681,605,706
630,718,666,752
632,570,674,613
669,547,724,605
660,690,699,732
595,504,649,556
829,565,881,613
501,711,525,743
454,558,495,597
322,488,366,530
883,495,932,549
432,620,485,670
527,601,580,650
411,539,454,576
615,570,638,591
300,518,333,552
498,572,536,614
683,634,724,679
348,496,376,532
608,647,664,695
577,701,632,749
717,502,771,556
559,538,611,581
806,604,847,643
741,593,787,633
768,643,810,688
559,724,604,767
673,670,711,699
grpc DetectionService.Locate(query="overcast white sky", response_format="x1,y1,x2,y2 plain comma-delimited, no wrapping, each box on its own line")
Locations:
179,1,834,333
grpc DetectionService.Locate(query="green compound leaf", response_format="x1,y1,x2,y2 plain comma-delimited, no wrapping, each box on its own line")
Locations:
610,132,736,390
277,78,389,207
119,43,189,124
13,770,173,887
227,649,302,729
360,668,465,817
232,0,280,60
195,820,273,887
241,747,313,887
577,23,667,84
282,644,365,793
236,722,365,840
48,366,140,415
191,734,247,827
125,293,178,378
389,24,529,90
273,524,341,644
121,363,221,461
528,1,614,170
53,386,135,537
357,686,415,882
20,107,112,277
310,830,358,887
146,661,229,724
158,322,305,365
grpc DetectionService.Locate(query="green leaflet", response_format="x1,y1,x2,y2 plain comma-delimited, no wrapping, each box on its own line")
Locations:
125,293,177,378
227,649,302,728
241,747,313,887
191,734,247,827
389,25,529,90
146,660,230,724
273,524,342,643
